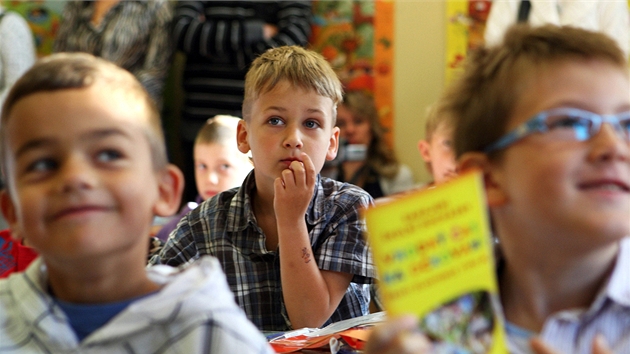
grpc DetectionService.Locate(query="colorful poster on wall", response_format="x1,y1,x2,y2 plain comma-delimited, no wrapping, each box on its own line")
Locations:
3,0,65,57
311,0,395,146
445,0,491,83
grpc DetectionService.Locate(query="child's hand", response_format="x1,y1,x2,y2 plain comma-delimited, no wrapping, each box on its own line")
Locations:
531,334,611,354
364,315,431,354
274,152,316,223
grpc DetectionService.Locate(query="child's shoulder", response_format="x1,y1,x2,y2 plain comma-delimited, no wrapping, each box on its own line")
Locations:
318,176,373,203
147,257,235,307
142,257,273,351
191,186,243,217
312,176,374,220
0,258,48,331
0,257,273,353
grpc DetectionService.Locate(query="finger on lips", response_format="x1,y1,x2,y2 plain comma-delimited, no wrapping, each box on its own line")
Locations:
289,160,305,171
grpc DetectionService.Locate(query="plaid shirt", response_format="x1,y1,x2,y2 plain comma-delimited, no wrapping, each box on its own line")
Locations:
150,173,376,331
0,257,274,353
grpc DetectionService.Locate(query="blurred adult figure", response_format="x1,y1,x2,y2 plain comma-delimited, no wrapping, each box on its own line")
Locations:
53,0,173,104
172,1,311,201
333,91,414,199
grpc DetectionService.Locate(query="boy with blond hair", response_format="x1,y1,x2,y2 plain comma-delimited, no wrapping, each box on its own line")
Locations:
155,115,252,242
365,24,630,354
418,101,458,185
151,46,376,331
193,115,253,201
0,53,273,353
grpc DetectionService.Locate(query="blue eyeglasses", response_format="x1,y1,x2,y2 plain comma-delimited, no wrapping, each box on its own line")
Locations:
484,108,630,153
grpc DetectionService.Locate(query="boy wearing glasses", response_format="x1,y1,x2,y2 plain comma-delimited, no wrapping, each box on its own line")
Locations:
364,24,630,354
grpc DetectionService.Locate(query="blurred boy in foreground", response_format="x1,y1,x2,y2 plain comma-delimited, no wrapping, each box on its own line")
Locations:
365,25,630,354
0,53,273,353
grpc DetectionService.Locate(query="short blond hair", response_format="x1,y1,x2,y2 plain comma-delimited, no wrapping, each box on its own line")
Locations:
444,24,627,158
1,53,167,180
242,46,343,123
195,115,240,146
424,100,454,142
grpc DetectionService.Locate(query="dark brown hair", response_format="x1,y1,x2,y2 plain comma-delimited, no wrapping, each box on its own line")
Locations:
341,91,400,179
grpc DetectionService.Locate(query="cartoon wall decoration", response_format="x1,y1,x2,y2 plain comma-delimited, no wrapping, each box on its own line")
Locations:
445,1,491,83
311,0,395,145
3,0,64,57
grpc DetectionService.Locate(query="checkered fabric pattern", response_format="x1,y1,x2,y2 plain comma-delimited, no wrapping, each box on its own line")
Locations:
0,257,274,353
150,172,377,331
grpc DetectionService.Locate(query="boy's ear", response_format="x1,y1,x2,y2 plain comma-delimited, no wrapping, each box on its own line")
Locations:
417,139,431,163
0,190,20,237
236,120,251,154
325,126,340,161
153,164,185,217
458,152,508,207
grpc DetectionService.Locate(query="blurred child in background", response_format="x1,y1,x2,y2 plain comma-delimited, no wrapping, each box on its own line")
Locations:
0,228,38,278
418,101,458,185
155,115,252,242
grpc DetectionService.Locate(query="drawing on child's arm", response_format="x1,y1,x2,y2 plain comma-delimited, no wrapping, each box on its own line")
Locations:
301,247,312,264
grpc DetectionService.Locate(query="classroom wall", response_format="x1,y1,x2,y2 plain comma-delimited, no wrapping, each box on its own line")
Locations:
393,1,446,185
21,0,446,186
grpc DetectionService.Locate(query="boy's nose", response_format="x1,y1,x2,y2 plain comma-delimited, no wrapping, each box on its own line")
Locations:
283,128,303,149
344,123,356,136
57,155,97,193
207,171,219,184
588,123,630,162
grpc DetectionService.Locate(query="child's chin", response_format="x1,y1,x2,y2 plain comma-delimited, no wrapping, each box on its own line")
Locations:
203,192,217,199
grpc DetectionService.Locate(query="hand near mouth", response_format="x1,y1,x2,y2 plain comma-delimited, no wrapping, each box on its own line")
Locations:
274,152,316,223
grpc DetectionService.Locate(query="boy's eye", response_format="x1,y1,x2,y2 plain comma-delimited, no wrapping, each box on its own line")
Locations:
219,163,232,171
268,117,284,126
620,119,630,134
304,120,320,129
96,149,123,163
27,158,57,173
196,163,207,171
547,115,592,140
547,115,591,130
353,118,366,126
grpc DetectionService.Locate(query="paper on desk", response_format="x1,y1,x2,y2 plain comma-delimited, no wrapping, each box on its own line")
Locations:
303,311,385,337
268,312,386,353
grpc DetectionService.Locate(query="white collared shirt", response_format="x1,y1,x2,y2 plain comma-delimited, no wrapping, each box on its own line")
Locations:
507,237,630,354
0,256,274,353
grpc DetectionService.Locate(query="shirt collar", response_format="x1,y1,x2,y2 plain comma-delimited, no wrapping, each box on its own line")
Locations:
578,236,630,319
603,236,630,307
